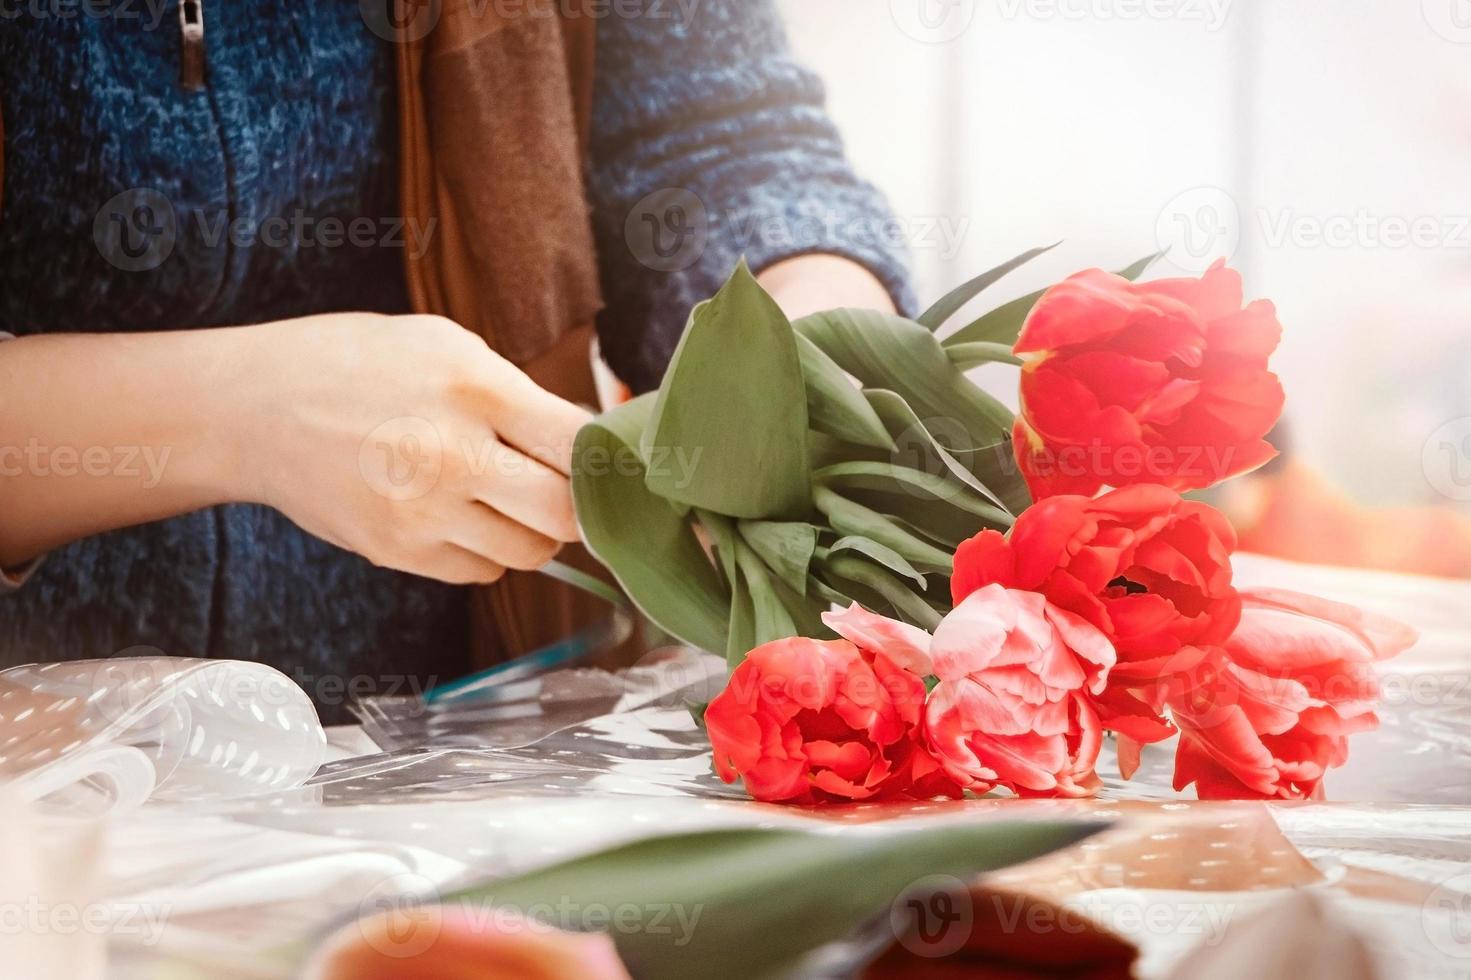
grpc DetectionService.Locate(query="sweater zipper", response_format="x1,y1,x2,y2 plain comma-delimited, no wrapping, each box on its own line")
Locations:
180,0,206,90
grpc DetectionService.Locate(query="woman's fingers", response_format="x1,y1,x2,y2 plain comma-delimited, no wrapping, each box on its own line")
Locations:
417,546,507,585
451,502,562,572
473,443,580,543
487,373,592,476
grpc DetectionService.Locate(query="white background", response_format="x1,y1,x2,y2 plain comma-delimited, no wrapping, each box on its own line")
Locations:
778,0,1471,506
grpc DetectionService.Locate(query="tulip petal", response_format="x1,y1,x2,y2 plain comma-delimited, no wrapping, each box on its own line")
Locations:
821,603,935,676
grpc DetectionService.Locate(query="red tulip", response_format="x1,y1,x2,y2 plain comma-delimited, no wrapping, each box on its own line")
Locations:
1168,589,1416,800
704,620,956,804
1013,259,1283,499
952,485,1241,756
953,486,1240,662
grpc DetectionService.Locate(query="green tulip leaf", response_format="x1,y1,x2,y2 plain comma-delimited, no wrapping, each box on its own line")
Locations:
819,553,944,630
792,309,1012,441
942,248,1167,349
768,574,833,639
573,394,735,653
795,333,896,451
864,389,1011,511
813,485,953,572
695,510,755,665
443,823,1103,980
644,260,811,519
733,536,797,648
813,460,1013,528
946,341,1023,369
725,578,756,666
825,535,928,591
1117,247,1167,281
574,397,730,654
737,520,818,597
916,241,1061,330
839,487,990,552
943,438,1030,515
807,573,888,618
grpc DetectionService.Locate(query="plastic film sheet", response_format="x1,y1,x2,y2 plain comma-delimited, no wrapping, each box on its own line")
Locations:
0,553,1466,977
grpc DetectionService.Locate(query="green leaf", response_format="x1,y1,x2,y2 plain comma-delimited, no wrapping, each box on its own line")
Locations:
598,390,659,446
916,242,1060,330
696,510,755,666
539,559,631,611
944,439,1031,517
837,487,993,552
940,288,1042,349
946,341,1023,369
942,248,1167,349
574,399,730,654
819,553,944,630
1117,248,1167,282
733,536,797,648
864,389,1013,512
793,309,1011,440
644,260,811,519
812,485,953,572
824,536,928,591
687,701,709,728
443,823,1103,980
813,460,1013,528
768,573,833,639
795,333,895,451
737,520,817,597
726,579,755,666
695,509,738,591
807,573,890,619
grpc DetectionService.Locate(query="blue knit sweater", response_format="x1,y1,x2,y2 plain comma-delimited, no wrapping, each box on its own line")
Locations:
0,1,912,720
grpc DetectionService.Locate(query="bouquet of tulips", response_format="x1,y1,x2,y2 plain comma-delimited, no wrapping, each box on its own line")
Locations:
572,248,1416,804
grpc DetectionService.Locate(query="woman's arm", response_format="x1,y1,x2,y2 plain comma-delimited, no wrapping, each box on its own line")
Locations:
0,314,589,581
586,0,915,393
0,327,253,566
757,253,897,321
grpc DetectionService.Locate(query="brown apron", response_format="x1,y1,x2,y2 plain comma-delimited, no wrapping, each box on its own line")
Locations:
392,0,629,669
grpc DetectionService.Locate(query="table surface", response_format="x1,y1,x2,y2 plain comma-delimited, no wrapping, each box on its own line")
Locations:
91,553,1471,979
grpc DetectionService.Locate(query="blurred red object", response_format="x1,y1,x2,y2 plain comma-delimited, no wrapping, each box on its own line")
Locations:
865,886,1137,979
304,904,632,980
1227,460,1471,578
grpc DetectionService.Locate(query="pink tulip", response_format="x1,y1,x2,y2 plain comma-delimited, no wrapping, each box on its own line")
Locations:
924,584,1116,797
1169,589,1416,799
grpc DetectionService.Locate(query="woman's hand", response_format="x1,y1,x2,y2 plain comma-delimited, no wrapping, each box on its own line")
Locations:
237,313,591,584
0,313,590,583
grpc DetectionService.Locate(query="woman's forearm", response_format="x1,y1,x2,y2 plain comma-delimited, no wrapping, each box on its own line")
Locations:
0,312,592,585
0,327,256,566
758,254,898,321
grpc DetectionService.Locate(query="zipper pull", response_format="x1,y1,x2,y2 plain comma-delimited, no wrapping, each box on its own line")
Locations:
180,0,206,91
